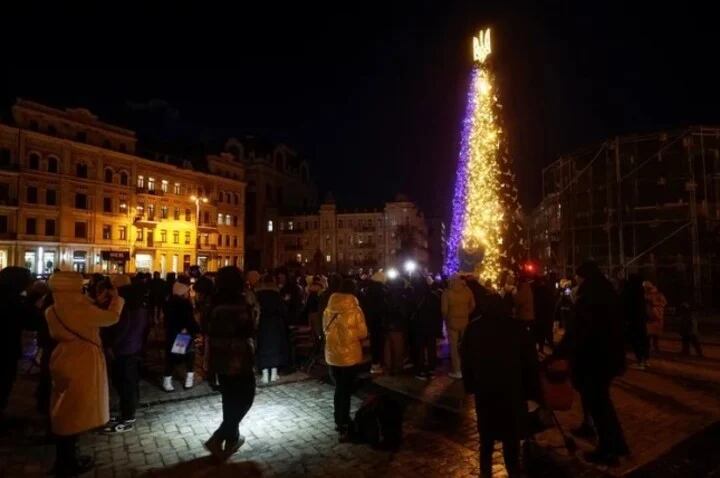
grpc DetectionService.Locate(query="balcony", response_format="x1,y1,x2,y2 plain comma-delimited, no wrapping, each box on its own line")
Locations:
134,214,158,227
355,242,378,249
0,232,17,240
198,222,219,232
136,187,165,197
0,198,19,207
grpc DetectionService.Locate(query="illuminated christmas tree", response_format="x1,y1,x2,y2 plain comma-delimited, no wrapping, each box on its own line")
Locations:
444,29,523,285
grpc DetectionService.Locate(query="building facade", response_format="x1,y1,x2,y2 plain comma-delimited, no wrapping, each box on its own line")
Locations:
0,100,245,275
272,194,429,273
224,138,317,271
533,127,720,306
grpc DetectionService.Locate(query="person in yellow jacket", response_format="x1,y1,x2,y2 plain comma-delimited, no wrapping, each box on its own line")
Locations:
441,276,476,379
323,278,368,442
45,272,124,477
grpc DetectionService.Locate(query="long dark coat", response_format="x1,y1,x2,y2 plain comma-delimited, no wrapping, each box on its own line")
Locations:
255,286,290,369
461,298,538,441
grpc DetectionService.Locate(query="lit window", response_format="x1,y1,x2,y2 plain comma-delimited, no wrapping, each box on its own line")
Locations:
147,177,155,191
225,214,231,225
296,253,302,263
267,220,274,232
288,221,294,231
326,254,332,263
174,183,181,195
137,175,144,188
218,213,224,225
119,226,127,240
161,180,169,193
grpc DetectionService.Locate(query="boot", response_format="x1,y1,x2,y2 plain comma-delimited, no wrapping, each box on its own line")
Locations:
270,368,279,382
184,372,194,389
162,376,175,392
262,369,270,384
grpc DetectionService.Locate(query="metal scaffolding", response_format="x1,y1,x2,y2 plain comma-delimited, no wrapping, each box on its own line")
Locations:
539,126,720,306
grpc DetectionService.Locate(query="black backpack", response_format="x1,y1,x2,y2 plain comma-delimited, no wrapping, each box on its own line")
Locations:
352,394,404,450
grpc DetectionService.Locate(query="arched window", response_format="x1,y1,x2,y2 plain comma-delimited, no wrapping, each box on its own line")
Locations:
104,168,113,183
76,163,88,178
47,125,57,135
225,192,231,203
119,171,129,186
234,193,239,205
28,152,40,170
102,139,111,149
29,120,39,131
218,191,223,202
47,156,59,173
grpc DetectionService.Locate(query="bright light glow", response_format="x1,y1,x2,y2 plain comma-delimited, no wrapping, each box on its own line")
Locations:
267,220,274,232
403,260,417,274
472,28,491,64
445,27,520,287
202,197,208,203
387,268,399,280
190,195,197,202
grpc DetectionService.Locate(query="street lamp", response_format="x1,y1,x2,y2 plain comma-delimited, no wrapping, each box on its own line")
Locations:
190,195,208,270
404,259,417,275
387,268,399,280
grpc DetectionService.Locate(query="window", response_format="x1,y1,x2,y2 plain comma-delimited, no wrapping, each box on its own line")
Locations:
120,172,128,186
0,148,10,167
45,219,56,236
76,131,87,142
203,211,210,224
27,186,37,204
339,220,344,228
29,153,40,170
137,175,144,188
46,189,56,206
288,220,294,231
266,184,273,202
103,197,112,213
74,222,86,238
225,235,230,247
161,180,168,193
233,236,238,247
173,230,179,244
234,193,239,205
267,220,274,232
75,193,87,209
0,215,6,233
137,228,144,241
47,156,58,173
225,192,231,204
185,209,191,221
174,183,181,195
103,225,112,240
326,254,332,263
161,206,168,219
218,191,223,203
160,229,167,243
26,218,37,234
184,231,191,244
104,168,113,183
147,177,155,191
102,139,111,149
233,215,238,227
119,226,127,240
119,144,127,153
217,213,224,225
119,200,127,211
29,120,39,131
75,163,88,178
225,214,231,225
47,124,57,135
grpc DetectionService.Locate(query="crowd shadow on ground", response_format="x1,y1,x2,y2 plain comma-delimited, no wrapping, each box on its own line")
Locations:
139,457,263,477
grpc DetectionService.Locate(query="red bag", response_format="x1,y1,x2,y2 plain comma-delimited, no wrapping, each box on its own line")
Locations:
541,359,574,411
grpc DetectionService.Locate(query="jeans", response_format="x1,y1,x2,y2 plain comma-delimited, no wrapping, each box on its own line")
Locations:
412,333,437,374
330,365,358,430
113,354,141,421
212,373,256,442
164,350,195,376
580,378,629,456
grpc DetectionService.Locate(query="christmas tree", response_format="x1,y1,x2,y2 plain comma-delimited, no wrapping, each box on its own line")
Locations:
444,29,523,286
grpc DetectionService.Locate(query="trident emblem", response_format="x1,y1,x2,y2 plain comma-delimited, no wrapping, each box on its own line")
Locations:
473,28,492,64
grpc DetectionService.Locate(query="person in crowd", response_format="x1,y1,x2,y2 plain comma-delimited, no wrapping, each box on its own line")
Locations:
255,274,290,384
643,281,667,353
27,280,55,416
0,267,34,421
464,275,491,321
678,301,703,357
323,278,368,442
319,274,342,320
411,277,443,380
533,276,556,351
384,277,410,375
162,277,200,392
514,273,535,328
148,271,167,325
45,271,124,476
281,272,305,326
202,267,256,461
554,279,574,330
621,274,650,369
304,275,325,334
105,275,148,433
555,261,629,466
360,271,388,374
441,275,476,379
462,294,537,478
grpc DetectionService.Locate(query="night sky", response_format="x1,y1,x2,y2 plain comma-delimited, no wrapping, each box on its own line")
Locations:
4,2,719,218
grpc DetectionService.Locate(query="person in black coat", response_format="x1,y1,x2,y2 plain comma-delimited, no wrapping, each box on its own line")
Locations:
384,279,410,375
255,275,290,384
532,277,556,352
621,274,649,369
162,279,200,392
555,261,629,466
360,272,388,374
461,294,537,478
410,278,443,379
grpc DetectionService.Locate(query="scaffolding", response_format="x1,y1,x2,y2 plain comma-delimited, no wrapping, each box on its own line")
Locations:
539,126,720,306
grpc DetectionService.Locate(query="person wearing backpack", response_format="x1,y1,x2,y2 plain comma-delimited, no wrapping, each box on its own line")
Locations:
323,279,368,442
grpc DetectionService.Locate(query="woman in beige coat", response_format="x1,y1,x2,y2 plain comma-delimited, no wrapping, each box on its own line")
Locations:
45,272,124,476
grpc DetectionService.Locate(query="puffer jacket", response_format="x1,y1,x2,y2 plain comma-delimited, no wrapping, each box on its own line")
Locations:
323,293,368,367
441,278,476,330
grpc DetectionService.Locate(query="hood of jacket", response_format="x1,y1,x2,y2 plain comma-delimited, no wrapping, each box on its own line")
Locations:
325,293,359,315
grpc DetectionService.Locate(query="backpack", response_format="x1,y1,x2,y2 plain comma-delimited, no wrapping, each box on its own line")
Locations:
352,394,404,450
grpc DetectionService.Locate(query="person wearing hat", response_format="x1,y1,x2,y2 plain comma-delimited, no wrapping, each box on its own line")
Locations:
555,261,629,466
104,275,148,433
45,271,124,476
162,276,200,392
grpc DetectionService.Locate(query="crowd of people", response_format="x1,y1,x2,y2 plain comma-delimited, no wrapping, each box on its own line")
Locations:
0,259,703,477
